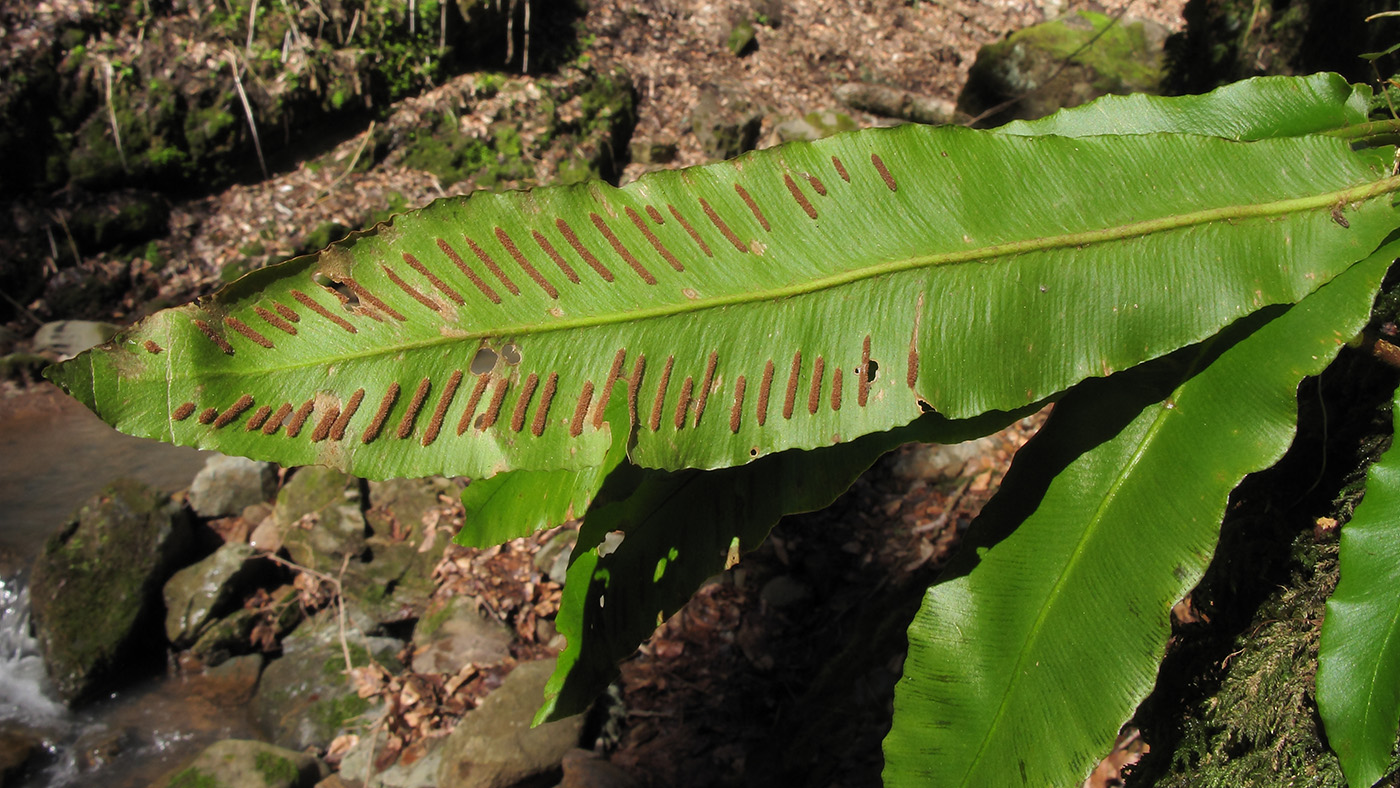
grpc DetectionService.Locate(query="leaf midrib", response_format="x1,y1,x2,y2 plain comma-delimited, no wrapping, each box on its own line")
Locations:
954,378,1185,786
183,175,1400,380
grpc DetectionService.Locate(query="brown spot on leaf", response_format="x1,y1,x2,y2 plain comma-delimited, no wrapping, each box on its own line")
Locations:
423,370,462,446
667,205,712,257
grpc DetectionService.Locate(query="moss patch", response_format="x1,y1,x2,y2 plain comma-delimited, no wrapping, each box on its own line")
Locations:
254,751,299,785
167,766,225,788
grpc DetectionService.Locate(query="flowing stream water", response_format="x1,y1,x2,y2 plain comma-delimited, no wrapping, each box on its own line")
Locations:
0,386,263,787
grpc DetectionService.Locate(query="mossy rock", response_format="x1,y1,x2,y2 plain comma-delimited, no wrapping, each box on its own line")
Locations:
153,739,324,788
386,64,635,192
252,608,403,751
27,478,194,705
273,466,367,571
957,11,1168,126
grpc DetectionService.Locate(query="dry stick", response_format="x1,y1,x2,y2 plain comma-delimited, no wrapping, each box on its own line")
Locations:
261,551,356,674
409,0,415,35
439,0,446,51
102,60,128,171
522,0,530,74
227,51,270,180
246,0,259,55
0,289,43,327
962,0,1136,128
346,8,360,42
52,211,82,268
505,0,515,66
319,120,375,200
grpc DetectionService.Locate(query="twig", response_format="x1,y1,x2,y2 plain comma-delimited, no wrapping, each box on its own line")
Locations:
246,0,259,55
52,210,82,267
1367,11,1400,21
962,1,1137,127
439,0,446,51
102,60,129,172
226,50,270,180
320,120,375,200
522,0,530,74
346,8,360,42
259,550,355,673
505,0,515,67
409,0,415,35
0,289,43,327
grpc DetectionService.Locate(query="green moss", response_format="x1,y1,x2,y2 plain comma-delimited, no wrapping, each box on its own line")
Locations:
1007,11,1161,91
254,751,299,784
167,766,224,788
310,692,372,733
418,602,455,638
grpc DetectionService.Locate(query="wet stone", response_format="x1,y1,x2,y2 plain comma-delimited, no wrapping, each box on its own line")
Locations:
152,738,326,788
163,541,261,647
188,455,278,519
410,595,514,674
437,658,587,788
27,479,193,705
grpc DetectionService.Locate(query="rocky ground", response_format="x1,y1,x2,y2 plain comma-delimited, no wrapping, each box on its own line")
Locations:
0,0,1197,786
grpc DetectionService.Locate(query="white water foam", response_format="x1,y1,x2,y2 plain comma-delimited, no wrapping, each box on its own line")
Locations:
0,573,67,726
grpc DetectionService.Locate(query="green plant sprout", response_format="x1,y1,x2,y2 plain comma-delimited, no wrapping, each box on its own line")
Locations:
47,73,1400,786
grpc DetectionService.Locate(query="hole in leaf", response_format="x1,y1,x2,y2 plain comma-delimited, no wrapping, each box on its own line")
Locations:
313,272,359,307
598,531,625,557
470,348,498,375
501,343,523,365
862,360,879,382
750,447,759,457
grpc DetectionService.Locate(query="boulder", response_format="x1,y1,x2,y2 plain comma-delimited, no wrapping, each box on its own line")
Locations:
252,608,403,752
342,536,440,626
834,83,955,125
188,455,277,519
774,110,859,143
437,658,587,788
151,739,325,788
690,87,763,161
27,479,193,704
957,10,1168,126
409,595,514,674
163,541,261,647
190,583,302,664
337,734,447,788
274,466,367,572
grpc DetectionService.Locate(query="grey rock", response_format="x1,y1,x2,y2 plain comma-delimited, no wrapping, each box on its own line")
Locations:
274,467,367,571
151,739,325,788
188,455,277,519
31,320,119,361
342,536,440,627
890,437,1002,481
253,608,403,751
338,734,446,788
627,138,678,165
834,82,955,125
534,530,577,583
410,595,514,674
957,10,1167,126
365,477,455,543
437,658,586,788
691,88,763,161
774,110,859,143
163,541,259,646
27,479,193,704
